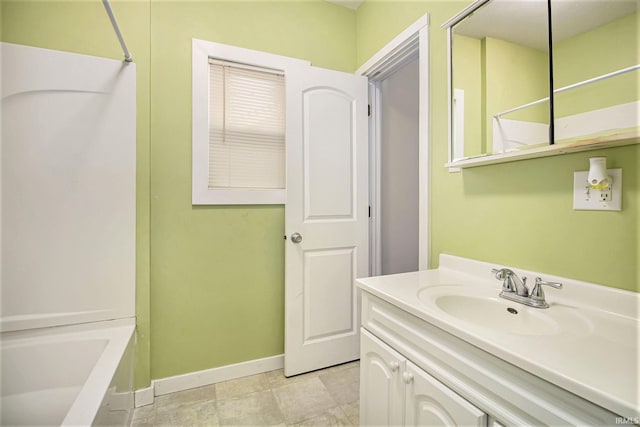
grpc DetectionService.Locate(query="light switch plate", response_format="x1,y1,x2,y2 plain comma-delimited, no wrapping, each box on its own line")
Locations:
573,168,622,211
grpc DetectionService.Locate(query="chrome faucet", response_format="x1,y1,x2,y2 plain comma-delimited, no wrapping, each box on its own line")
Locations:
492,268,562,309
492,268,529,296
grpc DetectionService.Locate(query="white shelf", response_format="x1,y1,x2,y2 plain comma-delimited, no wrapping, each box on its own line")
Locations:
445,130,639,169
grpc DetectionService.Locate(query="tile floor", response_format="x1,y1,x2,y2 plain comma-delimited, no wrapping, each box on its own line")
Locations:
131,361,360,426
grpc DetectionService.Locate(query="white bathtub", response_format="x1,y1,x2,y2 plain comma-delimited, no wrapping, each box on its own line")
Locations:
1,318,135,426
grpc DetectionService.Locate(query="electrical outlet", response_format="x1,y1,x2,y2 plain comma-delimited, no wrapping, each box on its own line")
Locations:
599,183,612,202
573,168,622,211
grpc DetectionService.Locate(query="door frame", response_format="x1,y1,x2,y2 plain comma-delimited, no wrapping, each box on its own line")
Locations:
356,14,431,275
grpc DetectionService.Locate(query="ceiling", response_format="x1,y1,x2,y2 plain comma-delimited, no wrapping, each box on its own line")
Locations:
455,0,639,51
324,0,364,10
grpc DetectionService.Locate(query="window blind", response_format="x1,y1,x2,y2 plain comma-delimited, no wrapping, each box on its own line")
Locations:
208,59,285,189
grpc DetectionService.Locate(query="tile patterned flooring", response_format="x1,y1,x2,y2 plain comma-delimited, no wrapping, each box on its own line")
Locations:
131,361,360,426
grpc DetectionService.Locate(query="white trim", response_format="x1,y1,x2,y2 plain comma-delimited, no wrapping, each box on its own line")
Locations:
368,83,383,277
453,88,466,160
441,0,491,29
152,354,284,397
417,25,430,271
358,14,431,272
134,386,154,408
191,39,310,205
208,58,285,75
446,27,461,173
356,14,429,77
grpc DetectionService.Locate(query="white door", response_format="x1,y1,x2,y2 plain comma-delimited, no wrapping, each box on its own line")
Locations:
404,361,487,426
360,329,405,426
284,64,368,376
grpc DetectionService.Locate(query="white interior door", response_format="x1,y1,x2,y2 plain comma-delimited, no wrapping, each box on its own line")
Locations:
284,65,368,376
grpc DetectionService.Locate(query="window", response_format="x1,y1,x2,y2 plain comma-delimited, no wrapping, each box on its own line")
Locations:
192,39,310,205
208,60,285,190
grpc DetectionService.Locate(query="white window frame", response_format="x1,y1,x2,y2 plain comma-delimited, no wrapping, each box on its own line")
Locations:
192,39,310,205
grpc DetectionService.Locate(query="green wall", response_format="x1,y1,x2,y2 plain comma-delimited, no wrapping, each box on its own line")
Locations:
2,0,638,392
553,12,639,118
483,37,549,147
148,0,355,381
452,34,482,157
453,34,549,154
356,0,638,294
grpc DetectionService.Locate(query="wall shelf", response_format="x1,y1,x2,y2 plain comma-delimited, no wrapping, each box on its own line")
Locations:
445,130,639,169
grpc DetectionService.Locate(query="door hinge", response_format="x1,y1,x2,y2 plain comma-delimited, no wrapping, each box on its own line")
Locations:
369,205,371,218
368,104,371,117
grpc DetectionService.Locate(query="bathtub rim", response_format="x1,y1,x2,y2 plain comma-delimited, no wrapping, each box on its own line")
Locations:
1,317,136,426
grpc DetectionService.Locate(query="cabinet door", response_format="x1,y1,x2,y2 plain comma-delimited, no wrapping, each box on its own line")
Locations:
488,417,506,427
360,329,405,426
404,361,487,426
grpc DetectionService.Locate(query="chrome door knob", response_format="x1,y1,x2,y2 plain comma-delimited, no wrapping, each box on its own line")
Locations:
290,232,303,243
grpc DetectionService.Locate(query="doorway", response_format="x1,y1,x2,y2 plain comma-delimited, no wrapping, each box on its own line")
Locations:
379,59,419,275
358,14,430,277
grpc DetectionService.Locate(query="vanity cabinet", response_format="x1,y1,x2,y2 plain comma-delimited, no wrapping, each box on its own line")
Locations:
361,328,486,426
359,291,621,426
360,328,404,425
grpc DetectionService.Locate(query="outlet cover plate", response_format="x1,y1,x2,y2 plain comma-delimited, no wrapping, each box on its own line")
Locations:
573,168,622,211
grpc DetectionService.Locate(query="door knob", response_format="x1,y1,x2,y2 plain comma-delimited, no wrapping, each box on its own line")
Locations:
390,361,400,372
290,232,303,243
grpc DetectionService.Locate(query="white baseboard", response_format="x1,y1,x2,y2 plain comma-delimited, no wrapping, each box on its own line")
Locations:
137,354,284,401
134,386,154,407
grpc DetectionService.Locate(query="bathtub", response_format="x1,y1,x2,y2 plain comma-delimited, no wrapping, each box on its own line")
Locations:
1,318,135,426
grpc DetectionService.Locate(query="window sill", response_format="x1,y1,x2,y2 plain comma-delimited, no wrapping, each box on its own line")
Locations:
192,188,285,205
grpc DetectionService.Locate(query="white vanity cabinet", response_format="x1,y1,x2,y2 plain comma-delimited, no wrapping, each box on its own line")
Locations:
360,329,405,425
361,328,487,426
404,359,487,426
358,290,623,426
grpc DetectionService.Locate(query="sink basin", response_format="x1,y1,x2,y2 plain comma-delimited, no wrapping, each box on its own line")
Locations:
418,285,592,336
435,294,558,335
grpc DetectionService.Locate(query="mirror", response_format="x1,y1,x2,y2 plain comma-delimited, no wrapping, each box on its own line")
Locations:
444,0,640,168
551,0,639,147
447,0,551,162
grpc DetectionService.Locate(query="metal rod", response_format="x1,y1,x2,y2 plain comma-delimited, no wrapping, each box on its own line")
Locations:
494,64,640,118
102,0,133,62
547,0,554,144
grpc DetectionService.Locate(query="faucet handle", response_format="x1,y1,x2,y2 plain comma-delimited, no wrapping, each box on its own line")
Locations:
491,268,513,280
530,277,563,304
492,268,516,292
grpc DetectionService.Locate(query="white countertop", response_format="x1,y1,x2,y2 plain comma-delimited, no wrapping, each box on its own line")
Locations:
356,254,640,420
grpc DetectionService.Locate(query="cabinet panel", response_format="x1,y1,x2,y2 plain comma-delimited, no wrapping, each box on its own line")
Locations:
360,329,405,426
405,361,487,426
489,417,506,427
